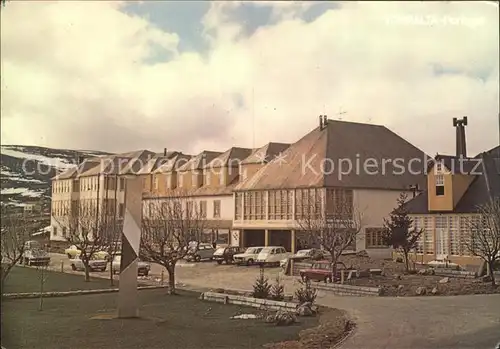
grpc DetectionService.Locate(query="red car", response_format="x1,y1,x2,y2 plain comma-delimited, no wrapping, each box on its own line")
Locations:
299,261,351,283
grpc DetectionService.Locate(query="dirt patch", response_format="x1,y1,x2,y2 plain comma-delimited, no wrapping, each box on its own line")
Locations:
264,308,354,349
337,254,500,296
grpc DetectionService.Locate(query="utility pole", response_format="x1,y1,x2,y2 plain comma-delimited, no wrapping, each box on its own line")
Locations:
95,173,100,236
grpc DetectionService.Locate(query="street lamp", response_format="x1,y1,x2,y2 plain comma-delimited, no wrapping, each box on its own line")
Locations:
117,174,143,319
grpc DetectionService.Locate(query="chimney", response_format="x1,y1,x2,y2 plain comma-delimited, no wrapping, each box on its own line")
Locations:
319,115,323,129
163,148,167,156
453,117,468,158
323,115,328,127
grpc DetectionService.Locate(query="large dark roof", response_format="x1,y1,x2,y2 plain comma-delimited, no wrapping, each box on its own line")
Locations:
235,119,428,191
241,143,290,165
406,145,500,214
205,147,253,169
177,151,222,172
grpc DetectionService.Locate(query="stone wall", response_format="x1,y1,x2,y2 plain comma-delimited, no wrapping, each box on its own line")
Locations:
434,269,477,279
201,292,297,311
313,283,382,296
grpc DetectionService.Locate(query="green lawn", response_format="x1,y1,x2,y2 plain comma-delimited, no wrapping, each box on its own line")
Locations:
1,289,319,349
2,266,118,294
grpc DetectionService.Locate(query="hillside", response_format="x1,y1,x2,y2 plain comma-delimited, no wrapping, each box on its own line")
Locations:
1,145,112,207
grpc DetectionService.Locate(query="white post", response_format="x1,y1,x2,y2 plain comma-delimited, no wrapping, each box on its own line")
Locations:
118,176,143,318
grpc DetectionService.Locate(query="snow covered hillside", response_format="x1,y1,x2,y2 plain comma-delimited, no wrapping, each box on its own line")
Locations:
1,145,111,207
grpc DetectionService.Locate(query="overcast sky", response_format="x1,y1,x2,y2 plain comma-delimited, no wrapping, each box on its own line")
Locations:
1,1,498,157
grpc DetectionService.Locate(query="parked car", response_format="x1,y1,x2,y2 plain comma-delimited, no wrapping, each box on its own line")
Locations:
212,246,246,265
22,240,50,266
233,247,264,266
280,248,329,268
64,245,109,261
112,255,150,276
299,261,352,283
69,255,107,272
186,244,216,262
255,246,290,267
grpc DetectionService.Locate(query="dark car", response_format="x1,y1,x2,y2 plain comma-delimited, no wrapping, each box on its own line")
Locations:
299,261,352,283
212,246,246,265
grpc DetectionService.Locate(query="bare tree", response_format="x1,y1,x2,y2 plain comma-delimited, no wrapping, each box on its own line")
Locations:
1,212,32,294
464,197,500,286
101,220,122,286
56,211,107,282
383,193,423,273
297,191,363,278
140,195,206,295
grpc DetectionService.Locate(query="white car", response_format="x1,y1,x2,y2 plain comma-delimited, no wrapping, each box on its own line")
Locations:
255,246,290,267
70,255,107,272
233,247,264,266
112,255,151,276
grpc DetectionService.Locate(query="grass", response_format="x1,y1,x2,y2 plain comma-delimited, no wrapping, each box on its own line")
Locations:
1,289,320,349
1,266,118,294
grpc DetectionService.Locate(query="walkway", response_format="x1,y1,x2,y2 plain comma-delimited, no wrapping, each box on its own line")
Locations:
315,291,500,349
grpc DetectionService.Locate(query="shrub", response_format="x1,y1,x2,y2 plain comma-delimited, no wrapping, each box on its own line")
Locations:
270,275,285,301
252,266,271,299
295,279,317,305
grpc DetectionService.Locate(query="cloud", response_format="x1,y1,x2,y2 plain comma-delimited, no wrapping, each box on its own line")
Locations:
1,1,498,158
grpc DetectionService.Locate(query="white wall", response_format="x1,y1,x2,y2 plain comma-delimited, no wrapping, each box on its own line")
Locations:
353,188,413,256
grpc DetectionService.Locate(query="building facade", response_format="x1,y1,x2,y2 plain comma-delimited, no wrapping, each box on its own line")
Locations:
406,118,500,267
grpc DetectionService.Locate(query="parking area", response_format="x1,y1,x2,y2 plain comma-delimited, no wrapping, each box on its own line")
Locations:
46,253,298,292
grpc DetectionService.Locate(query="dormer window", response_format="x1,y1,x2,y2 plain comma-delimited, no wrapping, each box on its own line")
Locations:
436,162,443,173
435,174,445,196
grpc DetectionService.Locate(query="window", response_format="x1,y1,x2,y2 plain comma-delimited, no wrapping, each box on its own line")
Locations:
206,172,211,186
436,162,443,173
435,216,449,256
365,228,388,248
435,175,445,196
119,178,125,191
423,216,434,254
449,216,459,256
62,227,67,238
244,191,266,220
53,226,58,236
179,174,184,188
153,176,159,190
118,203,124,217
186,201,194,215
213,200,221,218
413,217,424,253
268,190,292,220
200,201,207,218
235,193,242,219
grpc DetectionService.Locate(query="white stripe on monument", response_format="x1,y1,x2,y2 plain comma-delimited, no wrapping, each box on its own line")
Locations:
123,209,141,253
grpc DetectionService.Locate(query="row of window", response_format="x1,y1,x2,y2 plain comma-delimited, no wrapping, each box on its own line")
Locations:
148,172,228,191
235,189,354,221
52,199,124,217
52,180,71,193
413,215,479,257
145,200,221,219
53,177,126,193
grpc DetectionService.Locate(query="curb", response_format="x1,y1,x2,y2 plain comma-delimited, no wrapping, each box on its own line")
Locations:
2,285,168,299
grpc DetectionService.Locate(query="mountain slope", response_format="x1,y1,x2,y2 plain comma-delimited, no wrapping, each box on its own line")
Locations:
1,145,112,207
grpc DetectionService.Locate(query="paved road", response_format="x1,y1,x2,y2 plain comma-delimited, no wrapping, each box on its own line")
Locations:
316,292,500,349
46,253,500,349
